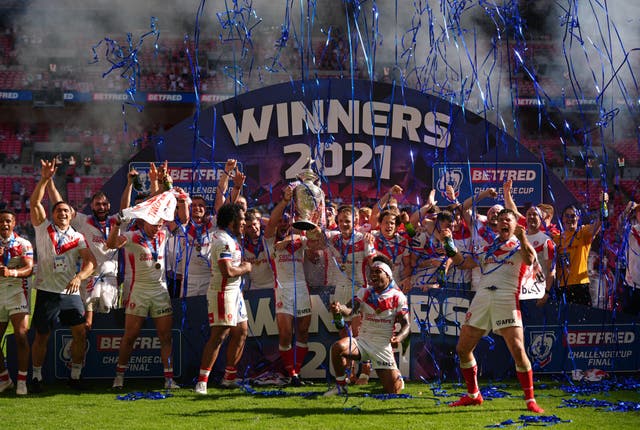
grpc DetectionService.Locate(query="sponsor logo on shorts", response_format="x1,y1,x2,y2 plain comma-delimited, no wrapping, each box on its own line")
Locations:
227,313,233,321
298,308,312,316
496,318,515,326
157,307,172,315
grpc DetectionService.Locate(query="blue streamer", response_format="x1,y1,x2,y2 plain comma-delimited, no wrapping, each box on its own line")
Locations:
116,391,174,401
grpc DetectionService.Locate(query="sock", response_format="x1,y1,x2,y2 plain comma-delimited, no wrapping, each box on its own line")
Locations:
279,344,295,377
164,367,174,381
116,364,128,377
70,363,82,380
198,368,211,383
294,342,309,374
32,367,43,381
0,370,8,382
336,375,347,386
17,371,27,382
460,359,479,397
516,367,535,401
223,366,237,381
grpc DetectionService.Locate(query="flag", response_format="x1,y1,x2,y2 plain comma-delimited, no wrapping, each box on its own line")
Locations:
122,190,179,225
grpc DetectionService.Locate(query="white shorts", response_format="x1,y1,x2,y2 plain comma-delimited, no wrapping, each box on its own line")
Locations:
82,275,119,313
274,282,311,317
184,274,210,297
353,337,397,370
207,288,248,327
0,285,30,322
125,285,173,318
463,288,522,335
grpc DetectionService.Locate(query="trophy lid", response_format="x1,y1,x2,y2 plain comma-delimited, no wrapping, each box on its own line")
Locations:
296,158,319,183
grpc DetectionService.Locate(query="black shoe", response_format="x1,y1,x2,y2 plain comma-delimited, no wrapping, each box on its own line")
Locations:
30,378,44,394
290,375,305,387
68,378,89,392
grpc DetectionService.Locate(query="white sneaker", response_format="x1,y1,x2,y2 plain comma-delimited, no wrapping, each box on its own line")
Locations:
16,380,27,396
164,378,180,390
220,378,238,388
0,378,14,393
111,375,124,389
194,381,207,395
323,384,348,397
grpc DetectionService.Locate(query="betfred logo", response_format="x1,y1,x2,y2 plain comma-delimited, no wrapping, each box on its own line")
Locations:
564,331,635,347
97,335,162,351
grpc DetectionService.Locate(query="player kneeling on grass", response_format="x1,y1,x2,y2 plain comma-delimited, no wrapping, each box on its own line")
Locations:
324,255,409,396
444,209,544,413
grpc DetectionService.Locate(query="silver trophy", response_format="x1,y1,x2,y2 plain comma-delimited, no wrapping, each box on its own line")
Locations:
292,167,325,231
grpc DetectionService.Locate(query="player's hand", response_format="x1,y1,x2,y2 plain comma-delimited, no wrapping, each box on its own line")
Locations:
40,159,56,180
330,301,342,314
514,225,526,241
283,184,294,202
65,274,82,294
536,293,549,307
390,184,403,196
482,187,498,199
225,159,237,174
0,266,10,277
445,184,457,202
503,179,512,196
127,168,139,185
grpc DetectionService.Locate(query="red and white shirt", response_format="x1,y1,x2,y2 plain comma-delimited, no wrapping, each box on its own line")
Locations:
243,236,275,290
209,229,243,292
476,236,530,294
326,231,375,288
72,213,119,278
372,231,410,282
0,232,33,292
121,228,168,292
625,224,640,288
33,221,89,294
356,284,408,345
267,235,307,290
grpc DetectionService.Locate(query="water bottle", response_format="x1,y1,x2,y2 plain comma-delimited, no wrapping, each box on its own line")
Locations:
601,199,608,221
333,312,345,330
163,174,174,191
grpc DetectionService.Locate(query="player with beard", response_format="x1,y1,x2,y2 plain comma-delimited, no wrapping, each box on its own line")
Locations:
47,182,120,330
0,209,34,395
179,195,217,297
444,209,545,413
